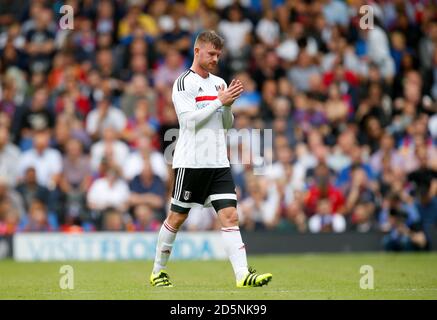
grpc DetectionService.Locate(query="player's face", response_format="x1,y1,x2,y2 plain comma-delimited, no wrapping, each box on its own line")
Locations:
197,42,221,72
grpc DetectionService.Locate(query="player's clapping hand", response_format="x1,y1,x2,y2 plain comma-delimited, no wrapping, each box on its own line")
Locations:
218,79,243,107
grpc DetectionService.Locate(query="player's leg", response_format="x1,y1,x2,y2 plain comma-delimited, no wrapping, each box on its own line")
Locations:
150,167,192,287
215,205,248,281
151,168,205,287
153,209,189,272
209,168,272,287
215,205,272,287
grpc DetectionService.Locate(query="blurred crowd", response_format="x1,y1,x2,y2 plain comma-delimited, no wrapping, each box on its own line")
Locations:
0,0,436,251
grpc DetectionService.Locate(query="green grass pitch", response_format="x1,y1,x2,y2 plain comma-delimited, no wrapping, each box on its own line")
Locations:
1,253,437,300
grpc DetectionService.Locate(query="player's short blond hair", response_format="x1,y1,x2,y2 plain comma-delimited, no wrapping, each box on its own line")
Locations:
194,30,224,49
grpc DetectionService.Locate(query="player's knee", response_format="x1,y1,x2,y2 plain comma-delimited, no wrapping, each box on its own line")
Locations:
167,211,188,229
219,207,239,226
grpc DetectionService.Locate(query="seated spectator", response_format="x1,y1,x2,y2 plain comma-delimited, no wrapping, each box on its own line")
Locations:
369,132,404,175
304,162,346,216
23,7,56,73
86,96,127,141
90,126,129,174
123,136,168,183
288,50,321,93
408,145,437,236
87,165,130,229
382,194,428,251
345,166,377,232
19,199,58,232
231,71,261,117
15,87,55,150
17,129,62,190
308,198,346,233
182,206,217,231
0,176,25,231
0,125,20,186
128,157,166,220
101,208,127,232
154,48,187,94
16,167,51,212
0,209,19,235
129,204,161,232
324,83,349,128
117,1,158,40
335,144,376,191
120,74,156,119
59,138,92,226
121,98,159,149
240,175,280,231
292,92,327,135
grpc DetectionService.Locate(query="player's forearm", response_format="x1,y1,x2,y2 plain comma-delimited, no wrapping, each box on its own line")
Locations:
222,106,234,129
179,99,222,129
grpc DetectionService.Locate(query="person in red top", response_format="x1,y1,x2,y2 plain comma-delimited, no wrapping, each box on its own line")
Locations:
304,162,346,216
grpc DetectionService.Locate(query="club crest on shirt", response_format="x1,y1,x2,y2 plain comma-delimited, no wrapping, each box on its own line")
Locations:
183,190,192,201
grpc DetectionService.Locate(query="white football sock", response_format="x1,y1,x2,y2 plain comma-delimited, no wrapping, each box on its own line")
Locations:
221,226,249,281
153,220,178,274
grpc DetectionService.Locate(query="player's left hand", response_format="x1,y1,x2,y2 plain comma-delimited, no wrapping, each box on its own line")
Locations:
222,79,243,107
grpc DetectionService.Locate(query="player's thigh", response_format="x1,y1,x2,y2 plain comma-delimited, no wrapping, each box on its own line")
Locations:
209,167,237,212
170,168,212,214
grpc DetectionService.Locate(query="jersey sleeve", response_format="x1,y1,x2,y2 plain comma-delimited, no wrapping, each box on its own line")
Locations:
172,78,197,115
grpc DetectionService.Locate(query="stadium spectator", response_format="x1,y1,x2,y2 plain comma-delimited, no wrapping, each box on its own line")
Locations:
117,0,158,40
304,162,346,217
218,4,253,72
19,198,58,232
308,198,346,233
240,175,280,231
16,166,52,212
381,193,428,251
101,207,128,231
14,87,55,150
23,6,56,73
229,71,260,117
121,97,159,149
87,165,130,230
17,129,62,190
128,157,166,220
59,138,92,226
90,126,129,174
345,166,378,232
120,74,156,119
0,125,20,186
0,176,25,227
86,96,127,140
154,48,187,94
129,204,161,232
123,135,169,183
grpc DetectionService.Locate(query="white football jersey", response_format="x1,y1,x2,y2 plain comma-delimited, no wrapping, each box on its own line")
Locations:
172,69,230,168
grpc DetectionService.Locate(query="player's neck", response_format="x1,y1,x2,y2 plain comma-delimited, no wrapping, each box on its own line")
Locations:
190,63,209,79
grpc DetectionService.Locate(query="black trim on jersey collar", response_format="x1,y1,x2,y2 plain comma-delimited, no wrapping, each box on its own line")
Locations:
189,68,210,79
